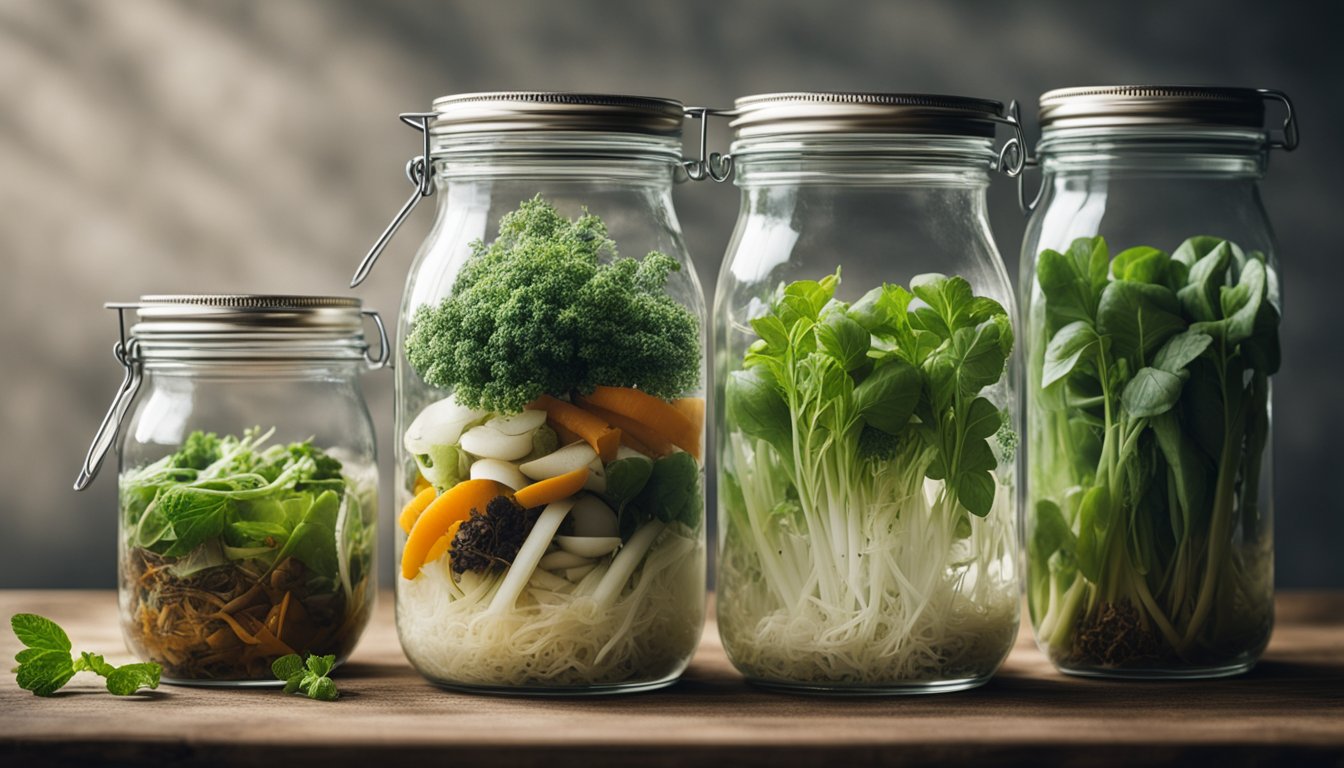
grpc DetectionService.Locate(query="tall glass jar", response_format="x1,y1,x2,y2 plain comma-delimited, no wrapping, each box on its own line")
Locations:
714,93,1024,693
358,93,708,694
75,295,386,685
1019,86,1298,678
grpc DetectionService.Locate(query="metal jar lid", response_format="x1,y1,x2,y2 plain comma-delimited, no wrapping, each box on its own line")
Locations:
1037,85,1298,149
730,92,1011,139
427,92,686,137
73,295,390,490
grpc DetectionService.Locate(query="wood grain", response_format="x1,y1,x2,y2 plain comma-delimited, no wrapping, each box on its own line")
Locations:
1,591,1341,767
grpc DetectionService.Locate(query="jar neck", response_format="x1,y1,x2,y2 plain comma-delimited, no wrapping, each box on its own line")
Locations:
429,131,683,183
731,135,997,187
1037,127,1268,178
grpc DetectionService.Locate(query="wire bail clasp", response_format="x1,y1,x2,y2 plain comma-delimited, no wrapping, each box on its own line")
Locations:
683,107,735,183
361,309,391,369
350,112,438,288
74,304,144,491
1258,89,1299,151
991,99,1028,178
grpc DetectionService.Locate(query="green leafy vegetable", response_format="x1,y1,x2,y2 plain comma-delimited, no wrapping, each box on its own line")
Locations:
404,196,701,413
718,269,1018,684
1027,235,1279,669
11,614,161,696
271,653,339,701
118,428,377,683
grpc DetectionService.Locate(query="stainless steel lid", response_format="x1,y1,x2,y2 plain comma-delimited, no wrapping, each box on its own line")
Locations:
1039,86,1267,130
731,92,1008,139
117,295,387,363
428,92,685,136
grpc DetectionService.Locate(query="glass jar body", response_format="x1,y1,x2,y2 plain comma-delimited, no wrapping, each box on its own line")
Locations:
714,142,1020,693
393,143,708,694
117,362,379,686
1021,134,1278,678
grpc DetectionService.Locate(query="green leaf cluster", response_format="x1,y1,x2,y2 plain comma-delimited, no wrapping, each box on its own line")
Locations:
603,451,701,539
404,196,701,413
271,653,339,701
1029,235,1280,659
726,270,1013,518
11,614,161,697
121,429,362,582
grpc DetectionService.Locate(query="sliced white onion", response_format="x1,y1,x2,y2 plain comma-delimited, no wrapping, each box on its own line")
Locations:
404,397,487,454
583,456,607,493
569,494,618,538
554,535,621,558
460,425,533,461
469,459,529,490
565,564,596,582
538,550,593,571
519,442,597,480
488,410,548,436
616,445,652,462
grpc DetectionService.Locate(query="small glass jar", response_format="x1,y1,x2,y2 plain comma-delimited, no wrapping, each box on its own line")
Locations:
75,295,387,685
714,93,1025,693
1019,86,1298,678
358,93,709,694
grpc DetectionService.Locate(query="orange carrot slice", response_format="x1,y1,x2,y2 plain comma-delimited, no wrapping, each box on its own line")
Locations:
514,466,589,509
401,479,508,579
528,394,621,462
398,486,438,534
574,401,675,457
672,397,705,436
578,386,701,459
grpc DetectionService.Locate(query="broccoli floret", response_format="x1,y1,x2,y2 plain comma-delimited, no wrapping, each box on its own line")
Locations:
449,496,540,574
169,431,221,470
404,196,701,413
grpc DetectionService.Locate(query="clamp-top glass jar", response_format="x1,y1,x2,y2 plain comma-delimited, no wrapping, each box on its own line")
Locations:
75,295,387,685
1019,86,1298,678
358,93,709,694
714,93,1025,693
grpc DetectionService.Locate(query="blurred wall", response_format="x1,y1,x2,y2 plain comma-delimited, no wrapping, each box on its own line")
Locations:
2,0,1340,588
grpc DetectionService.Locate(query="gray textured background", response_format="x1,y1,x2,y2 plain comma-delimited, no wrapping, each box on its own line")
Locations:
2,0,1339,588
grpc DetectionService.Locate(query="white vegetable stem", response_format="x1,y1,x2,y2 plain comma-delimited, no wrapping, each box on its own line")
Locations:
594,520,665,608
488,498,575,614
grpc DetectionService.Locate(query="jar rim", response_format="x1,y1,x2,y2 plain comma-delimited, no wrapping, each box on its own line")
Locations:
428,92,685,138
731,92,1007,140
117,295,379,363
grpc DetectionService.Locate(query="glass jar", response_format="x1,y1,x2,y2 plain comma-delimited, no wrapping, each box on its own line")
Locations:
714,93,1025,693
75,295,387,685
358,93,709,694
1019,86,1298,678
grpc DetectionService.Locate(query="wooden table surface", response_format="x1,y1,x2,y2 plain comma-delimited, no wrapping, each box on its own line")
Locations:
1,591,1341,767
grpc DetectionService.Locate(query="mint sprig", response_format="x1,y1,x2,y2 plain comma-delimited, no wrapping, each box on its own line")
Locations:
11,614,161,697
272,653,339,701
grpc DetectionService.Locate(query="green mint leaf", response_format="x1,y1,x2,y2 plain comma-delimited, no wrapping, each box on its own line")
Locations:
272,653,304,682
11,614,71,653
283,675,304,694
15,652,76,696
307,676,339,701
105,663,161,695
305,654,336,678
78,652,116,677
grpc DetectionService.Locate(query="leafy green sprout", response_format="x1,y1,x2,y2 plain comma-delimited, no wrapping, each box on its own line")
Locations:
272,653,339,701
11,614,161,697
1028,235,1279,664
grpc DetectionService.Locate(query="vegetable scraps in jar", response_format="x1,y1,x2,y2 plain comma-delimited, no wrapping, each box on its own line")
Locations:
119,428,376,681
1027,236,1279,669
396,197,705,688
718,270,1020,685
